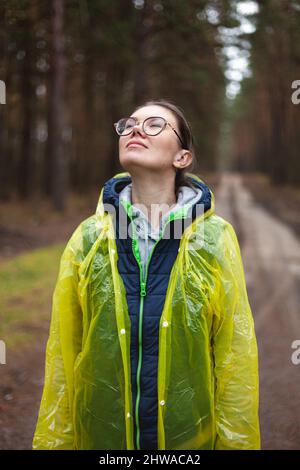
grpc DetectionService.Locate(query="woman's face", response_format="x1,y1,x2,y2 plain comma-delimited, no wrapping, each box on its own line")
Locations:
118,105,186,174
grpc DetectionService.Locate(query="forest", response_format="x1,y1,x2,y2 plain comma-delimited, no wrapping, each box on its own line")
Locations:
1,0,300,453
1,0,299,211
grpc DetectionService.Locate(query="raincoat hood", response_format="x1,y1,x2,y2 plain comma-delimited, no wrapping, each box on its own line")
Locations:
32,171,260,451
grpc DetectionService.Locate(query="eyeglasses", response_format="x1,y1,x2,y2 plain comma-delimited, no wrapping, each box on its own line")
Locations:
114,116,185,148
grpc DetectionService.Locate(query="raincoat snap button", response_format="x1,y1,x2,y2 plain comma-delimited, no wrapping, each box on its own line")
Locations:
160,400,165,406
111,249,115,254
126,412,131,418
162,321,169,327
120,328,126,335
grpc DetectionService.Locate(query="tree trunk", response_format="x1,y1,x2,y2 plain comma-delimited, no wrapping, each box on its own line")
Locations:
49,0,67,211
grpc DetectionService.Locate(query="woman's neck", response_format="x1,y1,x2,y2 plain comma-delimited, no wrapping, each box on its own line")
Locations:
130,174,177,230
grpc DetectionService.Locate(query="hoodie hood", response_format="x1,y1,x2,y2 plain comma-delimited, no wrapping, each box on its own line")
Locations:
119,181,203,240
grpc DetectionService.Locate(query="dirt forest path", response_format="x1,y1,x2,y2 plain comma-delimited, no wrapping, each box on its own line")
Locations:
215,171,300,450
1,171,300,449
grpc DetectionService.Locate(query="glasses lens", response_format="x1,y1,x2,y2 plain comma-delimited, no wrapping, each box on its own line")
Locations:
144,117,165,136
116,118,136,135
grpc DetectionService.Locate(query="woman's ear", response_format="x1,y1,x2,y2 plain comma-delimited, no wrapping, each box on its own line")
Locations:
173,150,193,170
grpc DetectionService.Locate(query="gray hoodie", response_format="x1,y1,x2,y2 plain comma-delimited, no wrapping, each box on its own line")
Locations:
119,182,203,278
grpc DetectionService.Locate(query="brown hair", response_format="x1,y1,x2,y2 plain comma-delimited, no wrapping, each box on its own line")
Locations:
133,99,196,196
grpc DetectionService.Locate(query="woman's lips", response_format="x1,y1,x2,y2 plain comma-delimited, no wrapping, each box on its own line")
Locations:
127,143,146,148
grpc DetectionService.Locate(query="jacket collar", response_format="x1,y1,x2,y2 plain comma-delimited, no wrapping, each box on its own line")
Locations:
97,171,214,223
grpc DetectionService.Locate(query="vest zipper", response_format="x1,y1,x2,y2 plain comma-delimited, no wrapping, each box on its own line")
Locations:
130,217,175,450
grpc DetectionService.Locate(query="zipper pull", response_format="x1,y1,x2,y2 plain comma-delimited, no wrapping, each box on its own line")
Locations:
140,281,146,296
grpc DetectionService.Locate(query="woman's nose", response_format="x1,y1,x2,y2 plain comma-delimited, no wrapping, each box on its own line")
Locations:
131,122,143,134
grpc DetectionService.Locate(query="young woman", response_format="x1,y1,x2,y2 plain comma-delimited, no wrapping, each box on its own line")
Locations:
32,99,260,450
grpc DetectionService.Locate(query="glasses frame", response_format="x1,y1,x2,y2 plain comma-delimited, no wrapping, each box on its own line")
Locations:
114,116,185,148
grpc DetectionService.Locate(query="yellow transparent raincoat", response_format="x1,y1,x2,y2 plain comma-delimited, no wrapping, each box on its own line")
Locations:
32,172,260,450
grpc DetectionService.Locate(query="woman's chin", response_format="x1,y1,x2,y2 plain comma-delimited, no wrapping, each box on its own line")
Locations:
120,155,150,169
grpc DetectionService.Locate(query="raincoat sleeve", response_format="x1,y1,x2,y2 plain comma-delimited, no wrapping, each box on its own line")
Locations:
32,224,83,450
212,222,260,450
